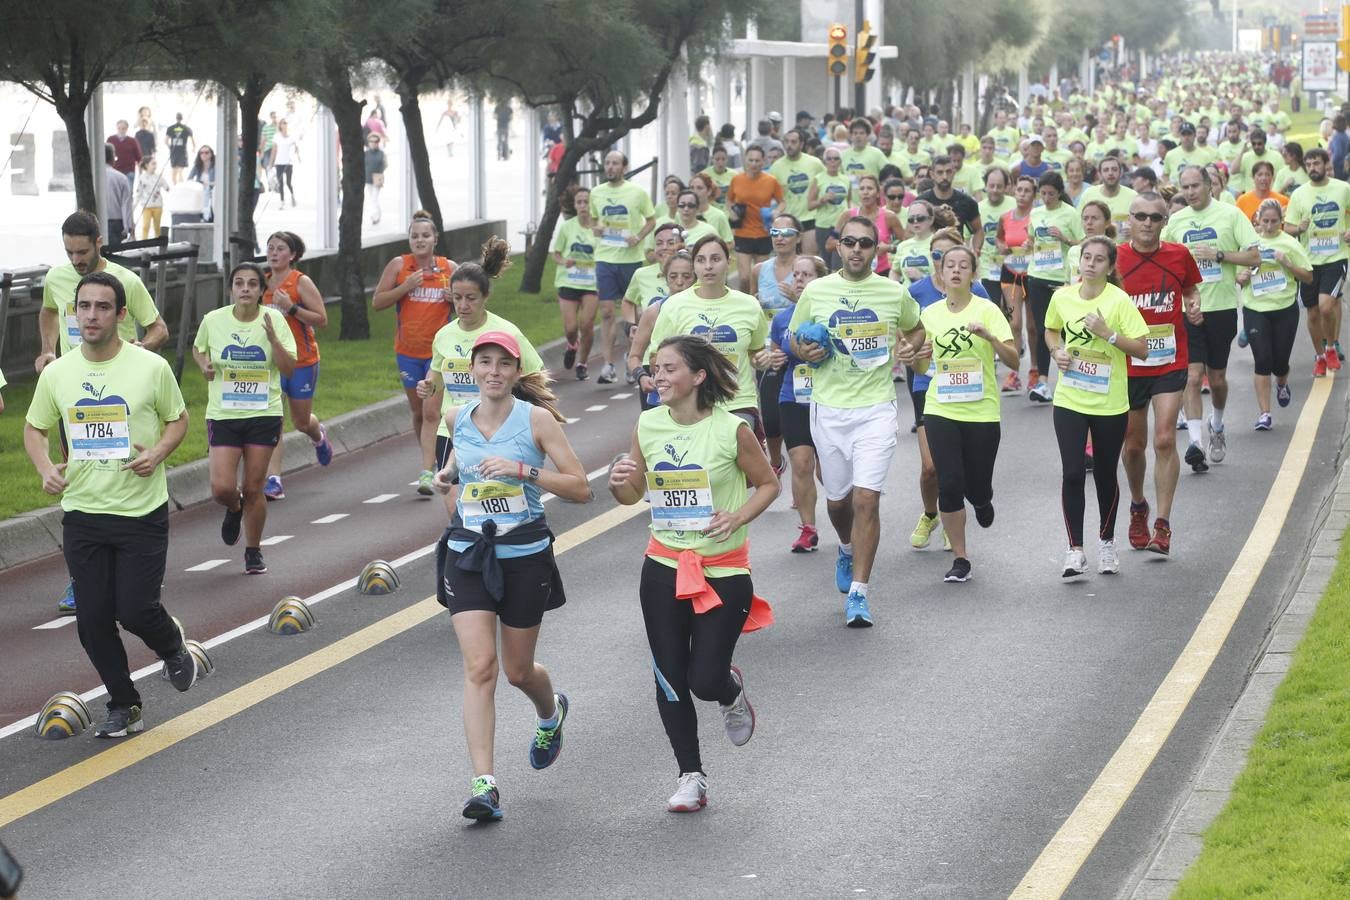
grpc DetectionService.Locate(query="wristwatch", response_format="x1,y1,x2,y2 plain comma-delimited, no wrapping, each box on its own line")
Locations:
527,466,541,482
1216,250,1226,264
1108,332,1119,346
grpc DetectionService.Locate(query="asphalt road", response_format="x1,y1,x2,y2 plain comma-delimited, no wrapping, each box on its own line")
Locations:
0,335,1343,899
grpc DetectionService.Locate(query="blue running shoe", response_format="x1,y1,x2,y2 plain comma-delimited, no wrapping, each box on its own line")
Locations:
835,549,853,594
314,424,334,466
263,475,285,501
529,693,568,770
1276,383,1292,408
462,776,502,821
57,581,76,616
844,591,874,628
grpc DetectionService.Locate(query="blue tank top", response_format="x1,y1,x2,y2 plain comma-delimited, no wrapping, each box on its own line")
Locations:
448,398,549,558
769,307,808,404
1017,160,1051,180
908,276,989,394
757,261,791,312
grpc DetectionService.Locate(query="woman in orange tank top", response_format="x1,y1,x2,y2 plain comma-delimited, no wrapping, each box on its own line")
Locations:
373,210,455,494
261,230,333,499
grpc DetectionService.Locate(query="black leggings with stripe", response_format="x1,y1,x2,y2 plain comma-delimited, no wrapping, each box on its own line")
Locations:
1053,406,1127,548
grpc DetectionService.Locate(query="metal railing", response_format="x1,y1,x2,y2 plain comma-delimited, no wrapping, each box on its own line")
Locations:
106,239,202,382
0,265,50,370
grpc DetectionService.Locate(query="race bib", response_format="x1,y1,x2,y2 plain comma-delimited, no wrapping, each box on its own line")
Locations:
564,263,596,288
1033,245,1063,271
1005,250,1029,275
1138,324,1177,367
1310,233,1339,257
66,404,130,460
1194,250,1222,283
1064,347,1113,394
221,365,269,411
793,364,813,404
460,480,528,534
984,258,1003,282
932,357,984,403
1251,267,1287,297
600,227,628,247
442,357,478,403
65,314,83,347
645,468,714,531
838,320,890,369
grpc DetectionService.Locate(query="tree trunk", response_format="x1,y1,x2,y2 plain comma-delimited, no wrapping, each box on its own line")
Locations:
54,95,96,215
328,68,369,340
396,74,446,249
235,74,272,258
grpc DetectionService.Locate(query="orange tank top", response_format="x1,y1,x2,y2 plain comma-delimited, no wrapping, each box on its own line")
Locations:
264,268,320,367
394,254,454,358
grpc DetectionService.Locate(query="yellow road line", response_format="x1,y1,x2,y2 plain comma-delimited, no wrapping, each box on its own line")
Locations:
0,500,648,829
1010,375,1333,899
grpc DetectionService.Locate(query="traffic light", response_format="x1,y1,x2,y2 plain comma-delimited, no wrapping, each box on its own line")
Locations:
855,20,877,84
1340,6,1350,73
828,24,849,78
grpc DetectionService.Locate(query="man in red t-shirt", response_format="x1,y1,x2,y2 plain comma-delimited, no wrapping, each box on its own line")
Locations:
1117,191,1203,556
106,119,141,189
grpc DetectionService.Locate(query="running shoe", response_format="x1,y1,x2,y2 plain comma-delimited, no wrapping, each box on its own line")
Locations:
94,705,144,739
245,547,268,575
221,496,243,546
264,474,285,500
597,363,617,384
314,424,334,466
626,365,638,385
1314,356,1328,378
1098,539,1120,575
1207,420,1226,463
974,502,995,528
844,591,874,628
1276,383,1292,407
1338,341,1346,362
910,512,940,549
575,363,588,381
1001,371,1022,393
1254,413,1273,431
1027,370,1040,392
719,667,755,746
529,692,568,769
1128,500,1150,550
1201,374,1211,394
944,557,972,583
835,548,853,593
462,776,503,821
1184,442,1209,473
57,581,76,616
163,644,198,692
1061,547,1088,578
563,343,577,370
1237,328,1249,349
1328,347,1343,372
1176,409,1188,431
417,470,435,495
668,772,708,813
1146,518,1172,556
1029,381,1052,403
790,524,818,553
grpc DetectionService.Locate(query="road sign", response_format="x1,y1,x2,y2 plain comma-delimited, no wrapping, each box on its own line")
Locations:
1304,40,1338,91
1306,13,1338,38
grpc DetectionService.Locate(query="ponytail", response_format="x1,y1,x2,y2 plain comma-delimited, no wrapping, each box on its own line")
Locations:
451,235,512,298
513,371,564,422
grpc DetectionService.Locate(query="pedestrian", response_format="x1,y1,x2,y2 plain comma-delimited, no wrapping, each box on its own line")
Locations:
433,330,592,822
259,111,279,184
193,262,297,574
364,132,387,225
107,120,141,188
588,151,657,384
495,99,513,160
165,113,194,184
134,157,166,239
188,146,216,221
608,333,778,813
437,97,461,159
103,144,134,242
261,231,334,500
134,107,157,162
23,270,198,738
271,119,299,206
372,211,456,495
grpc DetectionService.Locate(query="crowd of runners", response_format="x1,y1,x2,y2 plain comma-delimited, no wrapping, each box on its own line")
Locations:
8,52,1347,820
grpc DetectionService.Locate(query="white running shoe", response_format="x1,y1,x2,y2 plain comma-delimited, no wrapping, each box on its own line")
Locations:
1207,419,1227,463
668,771,708,812
1098,539,1120,574
1062,547,1088,578
719,666,755,746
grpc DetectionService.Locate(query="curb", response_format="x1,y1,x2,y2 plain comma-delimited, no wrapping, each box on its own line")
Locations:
1125,392,1350,898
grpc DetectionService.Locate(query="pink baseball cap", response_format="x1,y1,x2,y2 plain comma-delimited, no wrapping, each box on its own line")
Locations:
472,330,522,359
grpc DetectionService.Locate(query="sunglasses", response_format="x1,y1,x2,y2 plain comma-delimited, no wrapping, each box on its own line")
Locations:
839,236,877,249
1130,211,1167,223
677,202,699,209
769,227,799,238
931,250,944,261
907,215,930,225
886,193,905,201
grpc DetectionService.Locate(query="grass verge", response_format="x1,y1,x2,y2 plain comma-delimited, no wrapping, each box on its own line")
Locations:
0,255,561,520
1173,532,1350,898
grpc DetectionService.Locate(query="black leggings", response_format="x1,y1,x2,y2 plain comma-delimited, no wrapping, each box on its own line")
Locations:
1026,277,1062,375
273,164,294,203
922,416,1001,514
1243,303,1300,377
640,557,750,775
758,367,785,440
1053,406,1127,547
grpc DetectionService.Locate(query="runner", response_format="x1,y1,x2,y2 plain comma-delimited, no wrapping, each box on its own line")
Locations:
192,262,297,574
629,250,697,411
589,151,657,384
1043,237,1150,577
623,222,686,379
417,238,545,516
548,185,598,380
23,271,198,738
1024,171,1086,402
903,244,1018,583
996,174,1036,392
672,189,718,249
261,231,334,500
1235,161,1288,223
836,175,903,278
807,148,851,271
893,200,955,287
1238,199,1312,430
1161,166,1261,470
768,128,824,255
1079,155,1138,240
1284,147,1350,374
726,145,784,289
372,211,455,495
432,330,591,822
750,213,801,473
789,216,922,626
1066,200,1115,283
840,117,888,182
977,166,1014,304
690,173,734,246
768,255,827,552
1118,192,1203,556
700,145,736,212
607,334,778,813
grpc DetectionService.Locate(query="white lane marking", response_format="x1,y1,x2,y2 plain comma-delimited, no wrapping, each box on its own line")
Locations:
609,393,630,400
310,513,349,524
31,618,77,631
585,404,608,412
565,417,580,424
260,535,292,546
0,463,617,742
363,494,399,504
185,559,231,572
407,481,419,487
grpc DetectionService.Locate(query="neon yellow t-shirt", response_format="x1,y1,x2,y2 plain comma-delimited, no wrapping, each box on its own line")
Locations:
550,216,597,291
647,287,768,412
42,260,160,355
700,166,737,211
624,263,667,310
1164,147,1216,182
840,145,890,182
918,295,1013,423
1161,200,1261,311
977,196,1016,280
429,313,543,437
193,305,296,420
25,343,186,517
1027,203,1085,282
1274,166,1309,195
985,127,1020,159
812,172,853,229
892,236,934,288
587,180,656,264
1243,231,1309,313
769,153,825,222
1045,282,1148,416
1286,179,1350,265
1079,184,1138,236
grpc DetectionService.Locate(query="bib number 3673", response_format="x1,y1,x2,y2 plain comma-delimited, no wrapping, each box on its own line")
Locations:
645,468,713,531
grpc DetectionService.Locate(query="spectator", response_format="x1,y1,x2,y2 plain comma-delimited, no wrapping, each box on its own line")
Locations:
260,110,279,183
104,143,133,242
165,112,194,184
271,118,299,206
689,114,712,174
134,157,166,239
134,106,156,160
495,99,513,160
364,132,387,225
107,119,141,188
188,145,216,221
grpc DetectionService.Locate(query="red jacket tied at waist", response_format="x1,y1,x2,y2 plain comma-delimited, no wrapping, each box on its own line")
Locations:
644,538,774,633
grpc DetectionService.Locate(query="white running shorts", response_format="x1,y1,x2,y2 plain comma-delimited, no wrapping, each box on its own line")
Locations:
810,400,898,501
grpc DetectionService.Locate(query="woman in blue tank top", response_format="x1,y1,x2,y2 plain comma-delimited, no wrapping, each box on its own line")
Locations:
431,330,591,823
750,213,801,476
